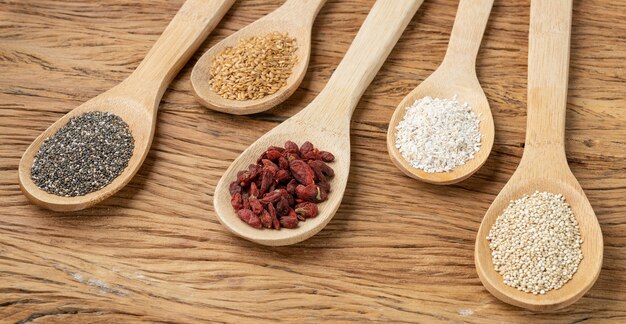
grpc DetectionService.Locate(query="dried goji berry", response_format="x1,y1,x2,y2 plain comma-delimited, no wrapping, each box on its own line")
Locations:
250,182,259,197
300,141,314,157
260,189,281,204
278,156,289,170
302,148,319,161
259,170,274,195
318,160,334,177
242,192,250,210
285,152,299,162
237,170,250,187
317,179,331,194
281,188,294,206
307,160,326,182
261,159,278,175
248,164,261,180
319,151,335,162
231,192,243,211
295,183,319,202
265,149,283,161
276,196,290,216
268,203,280,229
289,160,315,185
295,202,318,218
229,181,241,195
260,209,272,228
284,140,299,154
269,146,285,153
286,179,298,195
237,209,262,229
276,169,290,183
280,210,299,229
249,196,263,215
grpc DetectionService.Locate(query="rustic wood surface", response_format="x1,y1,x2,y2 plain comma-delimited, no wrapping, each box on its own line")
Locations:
1,0,625,322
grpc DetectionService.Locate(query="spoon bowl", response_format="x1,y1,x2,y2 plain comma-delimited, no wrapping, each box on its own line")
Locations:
18,88,155,211
386,0,495,185
213,0,425,245
213,107,350,246
475,166,603,311
387,67,494,184
191,0,326,115
18,0,235,211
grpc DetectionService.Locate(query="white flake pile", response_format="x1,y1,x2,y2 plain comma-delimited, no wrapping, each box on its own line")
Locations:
394,96,481,173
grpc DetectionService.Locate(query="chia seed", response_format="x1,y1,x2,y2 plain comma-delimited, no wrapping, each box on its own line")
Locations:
31,111,134,197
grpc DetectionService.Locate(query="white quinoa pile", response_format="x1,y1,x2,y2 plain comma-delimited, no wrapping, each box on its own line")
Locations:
487,191,583,295
394,96,481,173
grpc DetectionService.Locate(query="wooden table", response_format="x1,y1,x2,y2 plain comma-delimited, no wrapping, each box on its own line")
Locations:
2,0,625,322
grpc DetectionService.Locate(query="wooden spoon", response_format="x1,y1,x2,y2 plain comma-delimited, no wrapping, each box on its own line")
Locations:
18,0,235,212
190,0,327,115
475,0,603,311
386,0,495,185
213,0,424,246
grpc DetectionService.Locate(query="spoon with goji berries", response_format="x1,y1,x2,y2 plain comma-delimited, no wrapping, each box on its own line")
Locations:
213,0,424,246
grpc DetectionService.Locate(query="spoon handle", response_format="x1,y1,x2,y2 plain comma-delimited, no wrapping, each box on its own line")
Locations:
319,0,423,117
277,0,327,25
128,0,235,103
442,0,494,69
525,0,572,155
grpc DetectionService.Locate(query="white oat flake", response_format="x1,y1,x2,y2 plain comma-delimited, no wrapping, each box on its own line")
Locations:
394,96,481,173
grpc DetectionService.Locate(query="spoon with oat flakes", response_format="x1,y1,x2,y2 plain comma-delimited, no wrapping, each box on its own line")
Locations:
386,0,495,185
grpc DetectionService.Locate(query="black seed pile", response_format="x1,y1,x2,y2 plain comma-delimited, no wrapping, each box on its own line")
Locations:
31,111,134,197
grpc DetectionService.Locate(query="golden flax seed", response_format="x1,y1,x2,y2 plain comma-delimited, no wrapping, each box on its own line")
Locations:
210,32,298,101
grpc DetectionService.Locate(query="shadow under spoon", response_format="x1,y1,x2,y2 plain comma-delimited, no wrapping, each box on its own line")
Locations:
18,0,235,211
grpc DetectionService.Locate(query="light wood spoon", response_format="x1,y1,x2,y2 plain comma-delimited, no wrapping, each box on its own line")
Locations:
18,0,235,212
386,0,495,185
213,0,424,246
475,0,603,311
190,0,327,115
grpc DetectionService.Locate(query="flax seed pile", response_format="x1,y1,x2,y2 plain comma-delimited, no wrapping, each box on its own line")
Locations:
395,96,481,173
210,32,298,101
487,191,583,295
31,111,134,197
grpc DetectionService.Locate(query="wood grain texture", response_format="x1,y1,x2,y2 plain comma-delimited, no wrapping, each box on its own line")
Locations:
1,0,625,322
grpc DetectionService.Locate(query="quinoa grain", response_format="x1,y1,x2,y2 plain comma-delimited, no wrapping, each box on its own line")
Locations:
487,191,583,295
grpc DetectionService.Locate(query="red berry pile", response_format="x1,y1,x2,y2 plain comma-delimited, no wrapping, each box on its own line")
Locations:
229,141,335,229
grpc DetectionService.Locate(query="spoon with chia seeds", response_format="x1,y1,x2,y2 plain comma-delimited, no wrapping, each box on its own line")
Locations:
213,0,424,246
386,0,495,185
18,0,235,211
475,0,603,311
